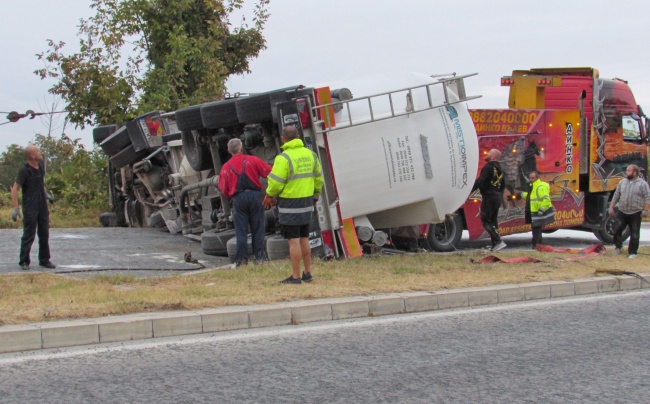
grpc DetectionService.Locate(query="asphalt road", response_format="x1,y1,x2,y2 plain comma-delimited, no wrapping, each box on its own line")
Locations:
1,225,648,278
0,228,231,278
1,291,648,403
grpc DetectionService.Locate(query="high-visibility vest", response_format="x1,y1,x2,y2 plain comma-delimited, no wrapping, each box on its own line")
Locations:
267,138,324,225
522,179,552,213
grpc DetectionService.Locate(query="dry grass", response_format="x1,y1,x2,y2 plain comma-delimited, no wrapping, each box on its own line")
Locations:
1,246,647,326
0,207,103,229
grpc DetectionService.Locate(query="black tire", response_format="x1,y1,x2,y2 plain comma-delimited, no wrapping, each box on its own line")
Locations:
99,212,117,227
235,86,300,124
594,211,630,244
182,130,213,171
125,199,144,228
201,99,239,129
226,235,254,261
100,126,131,156
425,213,464,252
109,144,148,169
112,196,127,227
93,125,118,144
202,229,236,256
175,104,205,132
542,229,558,234
266,234,290,260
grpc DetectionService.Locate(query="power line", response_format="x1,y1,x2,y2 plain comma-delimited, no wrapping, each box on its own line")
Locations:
1,92,236,126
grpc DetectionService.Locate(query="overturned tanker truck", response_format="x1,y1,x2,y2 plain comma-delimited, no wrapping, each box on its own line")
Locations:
93,72,480,260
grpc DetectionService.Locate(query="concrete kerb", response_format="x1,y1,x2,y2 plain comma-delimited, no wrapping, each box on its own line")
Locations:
1,273,649,354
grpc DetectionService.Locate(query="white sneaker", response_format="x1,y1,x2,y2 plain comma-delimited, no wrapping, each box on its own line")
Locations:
629,254,638,259
614,248,621,255
491,241,507,252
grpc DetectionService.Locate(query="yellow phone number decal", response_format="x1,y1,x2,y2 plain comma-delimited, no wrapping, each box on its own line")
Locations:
471,111,539,125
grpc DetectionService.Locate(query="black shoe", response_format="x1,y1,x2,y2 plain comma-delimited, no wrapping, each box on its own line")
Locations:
19,263,30,271
281,275,301,284
39,261,56,269
235,259,248,268
302,272,314,283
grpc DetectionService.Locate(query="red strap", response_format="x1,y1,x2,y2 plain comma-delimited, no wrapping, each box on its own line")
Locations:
471,244,607,264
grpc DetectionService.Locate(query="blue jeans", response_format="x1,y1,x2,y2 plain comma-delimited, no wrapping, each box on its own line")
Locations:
231,190,265,263
614,210,642,255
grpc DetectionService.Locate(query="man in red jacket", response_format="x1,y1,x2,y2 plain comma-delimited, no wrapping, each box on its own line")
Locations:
218,138,272,267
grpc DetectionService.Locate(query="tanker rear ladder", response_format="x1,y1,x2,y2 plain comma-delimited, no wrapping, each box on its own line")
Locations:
311,73,481,134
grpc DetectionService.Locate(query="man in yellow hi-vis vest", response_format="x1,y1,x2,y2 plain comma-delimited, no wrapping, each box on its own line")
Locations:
521,171,553,248
263,126,324,284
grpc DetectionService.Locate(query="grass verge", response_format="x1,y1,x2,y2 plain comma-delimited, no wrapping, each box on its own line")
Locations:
0,207,103,229
1,246,647,326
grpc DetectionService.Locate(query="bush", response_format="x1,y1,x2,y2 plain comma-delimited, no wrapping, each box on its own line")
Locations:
0,190,11,208
0,134,110,227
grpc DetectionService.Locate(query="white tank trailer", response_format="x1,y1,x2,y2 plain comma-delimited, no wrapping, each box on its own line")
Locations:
311,72,479,241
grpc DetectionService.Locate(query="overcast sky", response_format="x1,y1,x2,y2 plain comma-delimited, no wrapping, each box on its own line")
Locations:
1,0,649,153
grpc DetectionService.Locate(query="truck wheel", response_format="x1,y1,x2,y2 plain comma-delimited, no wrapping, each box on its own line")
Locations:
201,229,236,256
100,127,131,156
93,125,118,144
226,235,254,261
594,213,630,244
266,234,290,260
175,104,205,132
125,199,144,228
201,99,239,129
99,212,117,227
425,213,463,252
112,196,127,227
182,130,213,171
235,86,299,124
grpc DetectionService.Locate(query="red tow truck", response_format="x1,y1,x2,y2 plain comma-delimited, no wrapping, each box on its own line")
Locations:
426,67,649,251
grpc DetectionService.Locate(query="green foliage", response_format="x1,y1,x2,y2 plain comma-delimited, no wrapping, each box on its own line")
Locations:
38,135,110,211
35,0,270,127
0,145,25,191
0,136,110,227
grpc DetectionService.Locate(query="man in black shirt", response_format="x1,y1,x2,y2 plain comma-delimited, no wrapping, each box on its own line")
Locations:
10,145,56,270
471,148,507,252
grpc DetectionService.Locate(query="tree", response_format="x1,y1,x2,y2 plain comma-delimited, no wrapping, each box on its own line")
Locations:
35,0,270,128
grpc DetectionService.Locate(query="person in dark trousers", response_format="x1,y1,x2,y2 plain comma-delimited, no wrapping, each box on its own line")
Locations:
263,126,324,284
472,148,507,252
10,145,56,270
521,170,553,248
218,138,272,267
609,164,650,258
